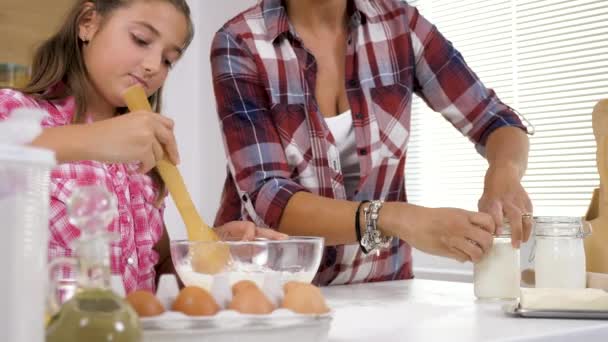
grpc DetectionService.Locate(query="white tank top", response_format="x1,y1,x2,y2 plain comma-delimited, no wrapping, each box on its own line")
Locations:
325,110,360,199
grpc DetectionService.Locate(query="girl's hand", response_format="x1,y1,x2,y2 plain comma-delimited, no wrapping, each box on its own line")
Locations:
215,221,289,241
86,111,180,173
380,203,496,263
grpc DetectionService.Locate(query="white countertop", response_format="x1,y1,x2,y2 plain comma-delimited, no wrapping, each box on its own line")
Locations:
322,279,608,342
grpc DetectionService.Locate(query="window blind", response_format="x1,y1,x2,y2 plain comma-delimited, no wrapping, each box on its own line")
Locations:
403,0,608,279
405,0,607,217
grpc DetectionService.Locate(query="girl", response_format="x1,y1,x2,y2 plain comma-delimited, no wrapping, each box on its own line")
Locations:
211,0,532,286
0,0,284,294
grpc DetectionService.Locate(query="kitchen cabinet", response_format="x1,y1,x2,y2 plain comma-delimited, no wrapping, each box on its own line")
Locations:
0,0,73,65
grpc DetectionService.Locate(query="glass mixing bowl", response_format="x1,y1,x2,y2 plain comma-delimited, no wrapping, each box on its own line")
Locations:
170,237,325,292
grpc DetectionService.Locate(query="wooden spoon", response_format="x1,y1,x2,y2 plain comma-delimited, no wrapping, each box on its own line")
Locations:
122,85,229,274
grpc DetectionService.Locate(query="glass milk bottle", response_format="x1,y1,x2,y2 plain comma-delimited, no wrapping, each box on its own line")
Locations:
474,223,520,300
46,186,142,342
533,216,592,289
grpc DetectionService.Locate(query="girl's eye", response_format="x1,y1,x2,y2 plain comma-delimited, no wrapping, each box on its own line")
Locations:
164,59,175,68
131,34,149,46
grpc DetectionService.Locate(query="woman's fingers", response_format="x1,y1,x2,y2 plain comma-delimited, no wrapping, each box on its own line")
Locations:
255,227,289,240
503,202,523,248
448,246,471,263
464,226,493,255
522,198,534,243
469,212,496,235
451,236,484,263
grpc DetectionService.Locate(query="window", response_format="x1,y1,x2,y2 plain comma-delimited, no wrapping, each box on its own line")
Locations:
404,0,608,279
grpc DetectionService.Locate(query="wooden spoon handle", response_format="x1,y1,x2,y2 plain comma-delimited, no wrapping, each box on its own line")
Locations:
122,85,218,241
597,136,608,201
593,100,608,202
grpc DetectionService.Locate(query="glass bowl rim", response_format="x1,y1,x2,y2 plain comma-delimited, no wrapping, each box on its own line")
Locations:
170,236,324,247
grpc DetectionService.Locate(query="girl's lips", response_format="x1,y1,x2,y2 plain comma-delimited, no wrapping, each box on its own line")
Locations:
129,74,149,89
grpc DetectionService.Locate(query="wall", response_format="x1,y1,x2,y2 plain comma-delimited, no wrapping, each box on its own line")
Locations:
0,0,73,65
162,0,255,239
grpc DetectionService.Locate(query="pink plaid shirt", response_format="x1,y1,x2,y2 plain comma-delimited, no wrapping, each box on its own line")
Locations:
0,88,164,294
211,0,526,286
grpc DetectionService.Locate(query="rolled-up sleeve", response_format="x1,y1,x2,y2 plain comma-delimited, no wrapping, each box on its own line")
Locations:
407,6,528,156
210,30,310,228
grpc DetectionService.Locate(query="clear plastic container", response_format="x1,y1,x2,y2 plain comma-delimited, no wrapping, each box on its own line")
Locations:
474,223,520,300
534,216,591,289
0,144,55,342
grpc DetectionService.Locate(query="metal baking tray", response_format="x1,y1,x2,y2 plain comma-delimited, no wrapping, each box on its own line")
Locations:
503,303,608,320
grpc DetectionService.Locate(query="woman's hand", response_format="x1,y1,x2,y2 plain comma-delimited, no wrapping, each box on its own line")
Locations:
215,221,289,241
379,203,496,263
85,111,180,173
478,164,533,248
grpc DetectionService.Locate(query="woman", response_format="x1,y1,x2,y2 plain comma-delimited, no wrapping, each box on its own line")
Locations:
211,0,532,285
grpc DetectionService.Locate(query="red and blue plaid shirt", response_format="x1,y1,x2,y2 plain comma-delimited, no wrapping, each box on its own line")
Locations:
211,0,526,286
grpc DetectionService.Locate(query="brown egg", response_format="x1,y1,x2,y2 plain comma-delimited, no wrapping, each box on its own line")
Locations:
228,280,275,314
172,286,220,316
282,281,330,314
125,290,165,317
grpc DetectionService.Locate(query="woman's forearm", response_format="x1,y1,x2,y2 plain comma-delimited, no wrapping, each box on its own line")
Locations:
278,192,360,246
485,126,530,178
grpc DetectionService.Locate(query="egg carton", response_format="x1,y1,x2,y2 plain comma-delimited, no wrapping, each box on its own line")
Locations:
141,275,332,342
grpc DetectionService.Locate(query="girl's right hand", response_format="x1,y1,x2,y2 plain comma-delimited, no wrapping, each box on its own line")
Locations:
86,111,180,173
379,203,496,263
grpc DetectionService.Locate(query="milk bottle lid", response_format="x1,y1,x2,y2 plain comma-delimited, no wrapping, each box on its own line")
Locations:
0,144,55,166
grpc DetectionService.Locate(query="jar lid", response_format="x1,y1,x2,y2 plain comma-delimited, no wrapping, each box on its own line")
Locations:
0,144,56,166
496,221,512,237
533,216,590,237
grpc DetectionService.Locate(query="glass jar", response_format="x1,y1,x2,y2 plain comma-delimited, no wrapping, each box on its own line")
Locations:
533,216,592,289
46,186,141,342
474,223,520,300
0,63,30,88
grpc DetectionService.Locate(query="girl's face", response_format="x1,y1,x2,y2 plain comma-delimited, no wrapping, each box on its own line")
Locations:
79,1,188,108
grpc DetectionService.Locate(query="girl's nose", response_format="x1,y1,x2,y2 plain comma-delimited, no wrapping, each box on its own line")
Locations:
142,53,162,75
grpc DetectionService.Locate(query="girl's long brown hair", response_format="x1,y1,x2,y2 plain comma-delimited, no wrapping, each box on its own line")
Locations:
20,0,194,203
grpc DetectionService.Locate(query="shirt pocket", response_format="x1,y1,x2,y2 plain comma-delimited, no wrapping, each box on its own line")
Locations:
272,103,308,143
369,82,413,160
50,171,118,233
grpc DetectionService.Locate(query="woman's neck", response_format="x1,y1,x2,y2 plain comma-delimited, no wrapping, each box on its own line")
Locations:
286,0,349,32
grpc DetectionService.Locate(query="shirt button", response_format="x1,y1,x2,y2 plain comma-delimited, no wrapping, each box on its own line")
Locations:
348,79,358,88
127,257,135,265
116,171,124,179
359,148,368,156
355,113,364,120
